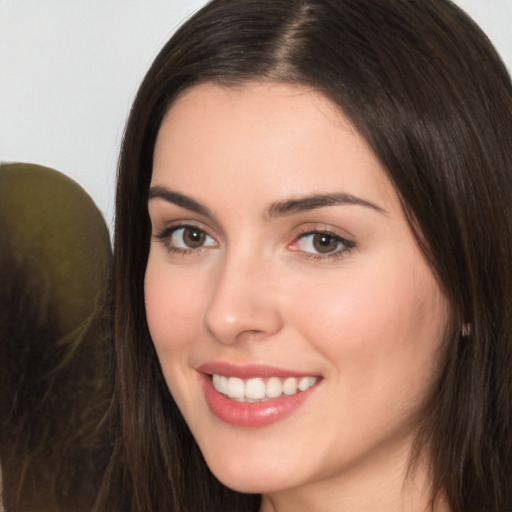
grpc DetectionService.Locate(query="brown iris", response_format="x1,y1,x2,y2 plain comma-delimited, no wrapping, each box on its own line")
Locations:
312,233,340,253
182,227,206,248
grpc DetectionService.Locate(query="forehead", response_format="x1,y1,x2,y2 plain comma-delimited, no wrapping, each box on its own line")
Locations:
157,81,351,149
152,81,399,215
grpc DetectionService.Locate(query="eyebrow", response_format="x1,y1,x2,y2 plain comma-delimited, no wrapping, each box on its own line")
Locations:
148,186,387,218
267,193,387,218
148,186,212,217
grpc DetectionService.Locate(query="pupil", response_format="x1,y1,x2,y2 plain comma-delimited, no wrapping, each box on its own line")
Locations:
313,233,338,253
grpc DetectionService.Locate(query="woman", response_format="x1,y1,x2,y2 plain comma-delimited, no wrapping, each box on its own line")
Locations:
97,0,512,510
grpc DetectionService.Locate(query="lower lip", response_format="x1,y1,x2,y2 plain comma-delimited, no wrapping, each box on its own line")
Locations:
200,374,319,428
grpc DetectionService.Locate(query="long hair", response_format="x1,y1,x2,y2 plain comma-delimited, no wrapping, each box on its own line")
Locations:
102,1,512,510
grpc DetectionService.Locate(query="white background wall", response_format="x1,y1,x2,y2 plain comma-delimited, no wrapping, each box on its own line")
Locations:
1,0,511,229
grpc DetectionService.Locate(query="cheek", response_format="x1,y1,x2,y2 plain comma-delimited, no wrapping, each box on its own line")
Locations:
144,256,204,359
288,253,448,403
144,255,209,415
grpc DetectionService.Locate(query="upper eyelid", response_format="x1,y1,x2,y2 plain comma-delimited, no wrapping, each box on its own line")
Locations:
154,224,217,255
294,229,355,247
292,222,356,242
153,219,214,236
153,223,216,250
149,209,225,240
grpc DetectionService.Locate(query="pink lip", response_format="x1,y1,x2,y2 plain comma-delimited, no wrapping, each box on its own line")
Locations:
197,362,321,428
198,361,318,379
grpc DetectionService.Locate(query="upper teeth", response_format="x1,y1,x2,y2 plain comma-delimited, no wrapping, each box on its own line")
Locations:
212,375,318,402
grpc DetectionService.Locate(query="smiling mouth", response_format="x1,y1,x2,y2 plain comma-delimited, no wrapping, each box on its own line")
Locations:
211,374,320,402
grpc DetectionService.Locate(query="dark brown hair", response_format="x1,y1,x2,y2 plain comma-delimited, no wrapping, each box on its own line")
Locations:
100,1,512,510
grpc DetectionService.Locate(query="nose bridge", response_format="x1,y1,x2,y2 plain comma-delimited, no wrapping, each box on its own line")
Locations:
203,246,282,345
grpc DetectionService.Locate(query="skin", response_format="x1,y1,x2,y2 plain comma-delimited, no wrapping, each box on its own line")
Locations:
145,82,450,512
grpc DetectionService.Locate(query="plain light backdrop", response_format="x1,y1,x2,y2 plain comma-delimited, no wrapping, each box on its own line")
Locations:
1,0,511,229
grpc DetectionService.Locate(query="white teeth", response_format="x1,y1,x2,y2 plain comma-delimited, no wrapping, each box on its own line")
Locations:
227,377,245,398
266,377,283,398
245,378,266,400
212,374,228,394
219,375,228,394
283,377,298,395
298,376,317,391
212,374,318,402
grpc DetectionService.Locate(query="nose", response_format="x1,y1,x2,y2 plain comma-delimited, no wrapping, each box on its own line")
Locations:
203,253,283,345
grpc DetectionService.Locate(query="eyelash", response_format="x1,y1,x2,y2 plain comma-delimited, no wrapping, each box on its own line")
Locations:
154,224,217,256
154,224,355,260
292,228,355,261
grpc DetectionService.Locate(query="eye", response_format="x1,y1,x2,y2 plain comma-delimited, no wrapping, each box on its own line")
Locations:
171,226,214,249
292,230,354,258
156,225,217,253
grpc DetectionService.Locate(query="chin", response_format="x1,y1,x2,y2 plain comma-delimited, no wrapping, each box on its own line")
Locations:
212,467,292,495
200,443,310,496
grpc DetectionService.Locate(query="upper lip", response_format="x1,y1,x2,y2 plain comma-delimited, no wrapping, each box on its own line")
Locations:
197,361,321,379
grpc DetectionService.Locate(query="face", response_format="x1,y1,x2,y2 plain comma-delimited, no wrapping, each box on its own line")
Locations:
146,82,448,502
